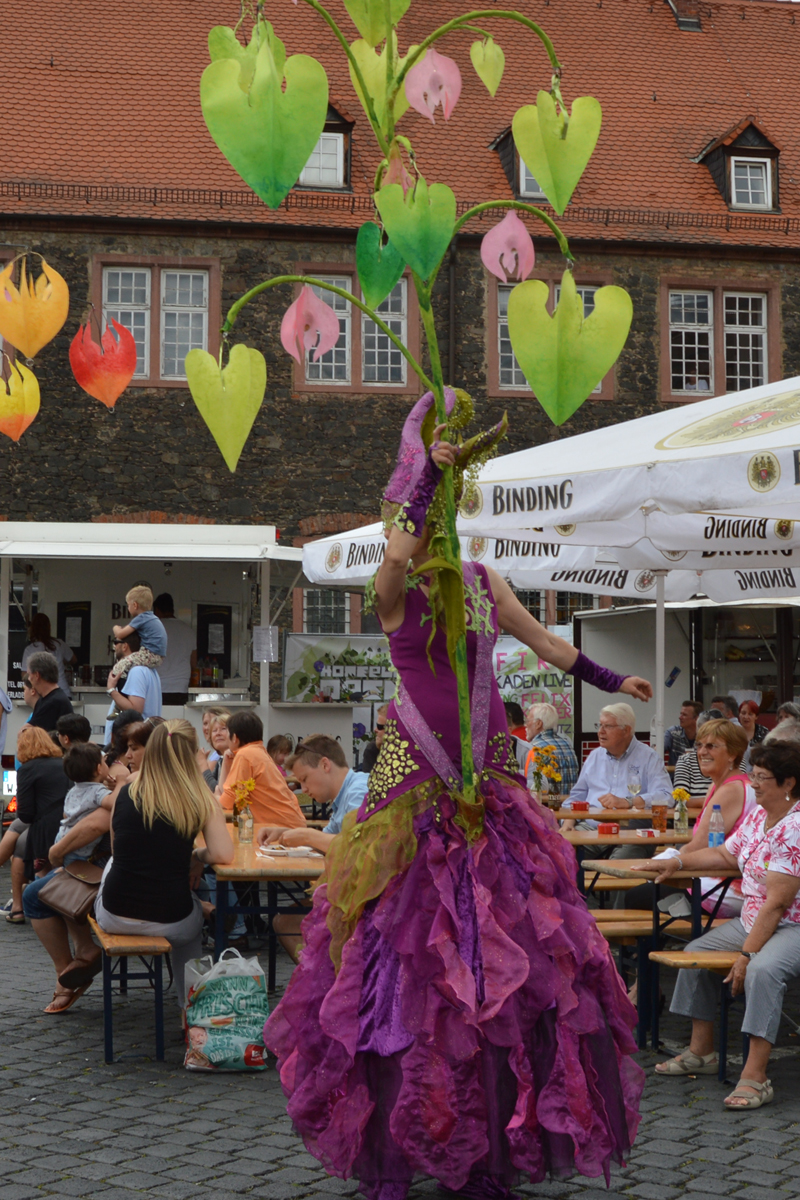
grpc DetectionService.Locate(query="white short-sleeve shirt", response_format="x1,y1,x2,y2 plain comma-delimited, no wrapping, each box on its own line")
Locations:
726,802,800,932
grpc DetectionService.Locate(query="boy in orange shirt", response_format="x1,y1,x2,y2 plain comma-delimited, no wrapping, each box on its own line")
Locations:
218,711,306,829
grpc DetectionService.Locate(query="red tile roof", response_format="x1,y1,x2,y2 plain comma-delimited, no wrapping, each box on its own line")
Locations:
3,0,800,248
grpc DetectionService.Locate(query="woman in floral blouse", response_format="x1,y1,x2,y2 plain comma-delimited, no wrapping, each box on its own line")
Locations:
644,741,800,1109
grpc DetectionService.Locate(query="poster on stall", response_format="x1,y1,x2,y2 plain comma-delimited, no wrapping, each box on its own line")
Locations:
283,635,394,704
284,629,574,744
493,629,573,740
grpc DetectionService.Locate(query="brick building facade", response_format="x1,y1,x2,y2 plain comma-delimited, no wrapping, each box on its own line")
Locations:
3,0,800,550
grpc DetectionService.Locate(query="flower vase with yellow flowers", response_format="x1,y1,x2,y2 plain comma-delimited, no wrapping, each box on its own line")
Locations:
672,787,690,836
233,777,256,844
528,745,562,806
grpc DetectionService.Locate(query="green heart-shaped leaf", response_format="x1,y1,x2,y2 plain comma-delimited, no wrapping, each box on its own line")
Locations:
507,271,632,425
186,344,267,472
374,178,456,281
343,0,411,47
512,92,601,215
356,222,406,310
208,20,285,93
200,37,328,209
348,35,417,130
469,37,505,97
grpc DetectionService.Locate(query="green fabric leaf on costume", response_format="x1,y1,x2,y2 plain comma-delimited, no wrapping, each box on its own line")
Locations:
469,37,505,97
356,222,406,310
511,92,601,215
185,344,267,472
506,271,632,426
374,178,456,282
348,35,416,130
200,33,328,209
343,0,411,47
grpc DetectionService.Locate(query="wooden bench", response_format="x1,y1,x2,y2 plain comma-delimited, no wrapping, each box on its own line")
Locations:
649,949,743,1081
88,917,172,1064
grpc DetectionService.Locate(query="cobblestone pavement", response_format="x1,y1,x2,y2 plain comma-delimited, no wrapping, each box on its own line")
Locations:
3,868,800,1200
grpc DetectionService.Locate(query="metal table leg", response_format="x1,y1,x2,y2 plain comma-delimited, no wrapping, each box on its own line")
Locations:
215,877,228,962
268,881,277,992
153,955,165,1061
102,955,114,1064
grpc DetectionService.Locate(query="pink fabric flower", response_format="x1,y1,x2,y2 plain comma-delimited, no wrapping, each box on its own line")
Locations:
480,211,535,282
405,48,462,124
280,284,341,365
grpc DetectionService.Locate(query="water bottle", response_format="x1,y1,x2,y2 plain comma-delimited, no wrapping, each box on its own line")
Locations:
708,803,725,848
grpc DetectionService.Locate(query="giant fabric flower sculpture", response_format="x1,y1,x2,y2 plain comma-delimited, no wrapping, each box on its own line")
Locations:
69,319,137,410
0,258,69,359
480,211,535,282
405,48,462,123
185,344,267,473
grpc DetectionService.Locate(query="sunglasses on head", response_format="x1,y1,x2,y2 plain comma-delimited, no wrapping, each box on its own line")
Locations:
376,723,386,731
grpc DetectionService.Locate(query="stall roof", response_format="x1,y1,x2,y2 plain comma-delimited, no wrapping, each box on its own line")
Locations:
0,522,303,562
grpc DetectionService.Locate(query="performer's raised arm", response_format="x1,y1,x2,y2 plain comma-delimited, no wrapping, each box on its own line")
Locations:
486,565,652,702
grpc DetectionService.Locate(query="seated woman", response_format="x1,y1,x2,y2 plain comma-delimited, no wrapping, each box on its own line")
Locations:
197,714,230,790
739,700,769,747
627,718,752,917
649,741,800,1108
266,734,292,777
9,726,71,924
95,719,233,1008
104,710,142,785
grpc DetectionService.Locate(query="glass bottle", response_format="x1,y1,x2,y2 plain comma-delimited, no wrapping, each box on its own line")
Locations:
237,803,254,844
674,795,689,836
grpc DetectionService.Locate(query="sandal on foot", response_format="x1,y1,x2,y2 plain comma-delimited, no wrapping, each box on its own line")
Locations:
43,983,90,1014
724,1078,774,1109
58,951,101,989
5,910,25,923
655,1049,719,1075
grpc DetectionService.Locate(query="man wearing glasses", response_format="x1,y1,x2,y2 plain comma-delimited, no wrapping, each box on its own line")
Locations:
563,702,673,834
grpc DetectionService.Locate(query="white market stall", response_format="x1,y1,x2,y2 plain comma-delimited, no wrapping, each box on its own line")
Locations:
0,522,302,747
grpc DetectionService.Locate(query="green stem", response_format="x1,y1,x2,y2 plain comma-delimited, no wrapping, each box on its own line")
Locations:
415,277,476,804
222,274,434,392
392,9,561,106
453,199,574,260
299,0,390,156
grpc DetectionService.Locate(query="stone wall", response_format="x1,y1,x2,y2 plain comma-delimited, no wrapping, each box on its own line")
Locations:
0,220,797,535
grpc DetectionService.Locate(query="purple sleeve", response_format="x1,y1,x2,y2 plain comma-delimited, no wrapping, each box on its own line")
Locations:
394,452,443,537
569,650,628,694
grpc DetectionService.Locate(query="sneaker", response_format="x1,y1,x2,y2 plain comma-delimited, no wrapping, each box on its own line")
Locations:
1,898,13,913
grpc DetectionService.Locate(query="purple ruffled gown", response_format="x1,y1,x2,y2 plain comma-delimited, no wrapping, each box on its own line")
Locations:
265,564,644,1199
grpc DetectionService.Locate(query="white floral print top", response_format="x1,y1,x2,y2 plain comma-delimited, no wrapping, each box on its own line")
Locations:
726,802,800,932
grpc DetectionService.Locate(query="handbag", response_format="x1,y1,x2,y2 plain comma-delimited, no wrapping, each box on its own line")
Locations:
38,860,105,922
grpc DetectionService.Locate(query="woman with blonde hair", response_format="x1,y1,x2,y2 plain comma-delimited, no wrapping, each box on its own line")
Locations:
95,719,234,1006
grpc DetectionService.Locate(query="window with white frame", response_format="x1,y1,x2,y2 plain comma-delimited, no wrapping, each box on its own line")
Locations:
498,285,528,388
362,280,406,385
724,293,766,391
161,271,208,378
306,277,351,383
103,266,209,379
104,268,151,376
669,290,713,393
500,283,604,391
519,157,546,198
300,133,345,187
303,589,350,634
731,157,771,209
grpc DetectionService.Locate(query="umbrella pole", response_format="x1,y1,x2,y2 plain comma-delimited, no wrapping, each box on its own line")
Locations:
654,571,666,762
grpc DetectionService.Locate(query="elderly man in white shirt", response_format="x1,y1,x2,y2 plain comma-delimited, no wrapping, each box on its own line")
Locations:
564,702,673,830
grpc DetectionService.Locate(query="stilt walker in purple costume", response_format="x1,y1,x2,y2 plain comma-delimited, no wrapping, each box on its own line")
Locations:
265,391,650,1200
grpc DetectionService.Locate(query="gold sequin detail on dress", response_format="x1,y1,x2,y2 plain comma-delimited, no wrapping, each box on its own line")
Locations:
365,718,420,810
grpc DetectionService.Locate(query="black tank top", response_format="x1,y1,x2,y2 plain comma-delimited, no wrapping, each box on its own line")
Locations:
101,785,195,924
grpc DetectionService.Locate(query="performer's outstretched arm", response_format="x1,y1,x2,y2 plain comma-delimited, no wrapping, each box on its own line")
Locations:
486,565,653,702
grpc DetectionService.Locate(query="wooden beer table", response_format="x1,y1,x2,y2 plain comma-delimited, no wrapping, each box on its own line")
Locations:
212,830,325,990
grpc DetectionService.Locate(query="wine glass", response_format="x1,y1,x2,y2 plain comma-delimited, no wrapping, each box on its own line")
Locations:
627,767,642,806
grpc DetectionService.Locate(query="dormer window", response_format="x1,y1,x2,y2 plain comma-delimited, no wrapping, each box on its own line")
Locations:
696,119,779,213
300,133,345,188
731,157,771,209
296,105,352,190
519,157,546,199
